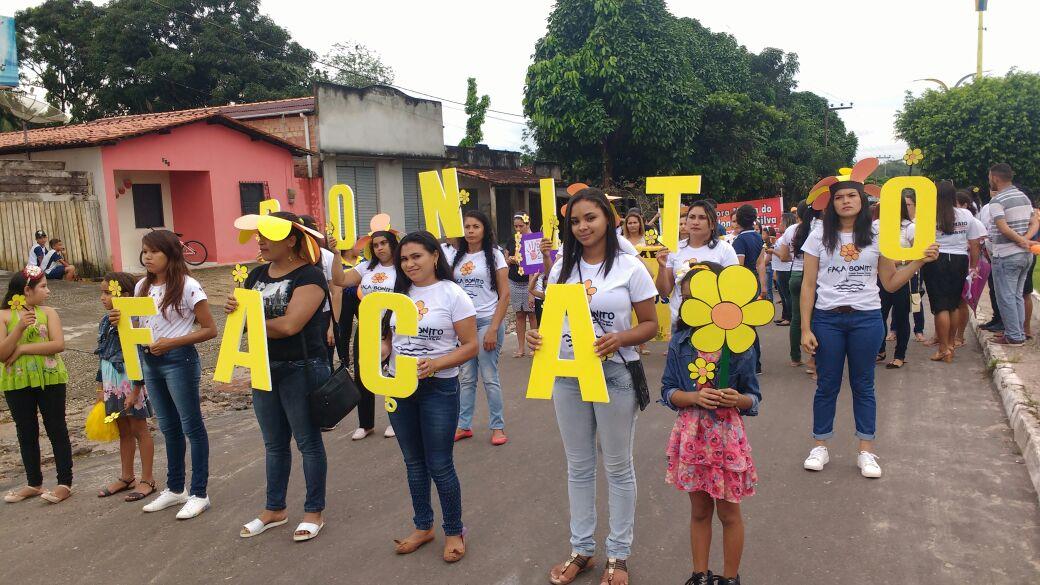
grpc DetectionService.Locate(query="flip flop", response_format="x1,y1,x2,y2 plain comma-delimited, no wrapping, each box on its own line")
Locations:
241,517,288,538
293,521,325,542
4,486,43,503
40,485,72,504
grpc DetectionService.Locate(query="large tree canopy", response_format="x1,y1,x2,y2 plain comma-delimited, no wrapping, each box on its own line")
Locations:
17,0,317,121
896,72,1040,192
524,0,856,202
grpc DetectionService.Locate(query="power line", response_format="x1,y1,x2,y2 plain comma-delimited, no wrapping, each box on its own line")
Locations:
146,0,528,120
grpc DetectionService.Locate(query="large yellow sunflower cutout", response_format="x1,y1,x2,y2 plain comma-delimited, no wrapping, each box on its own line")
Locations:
679,265,774,355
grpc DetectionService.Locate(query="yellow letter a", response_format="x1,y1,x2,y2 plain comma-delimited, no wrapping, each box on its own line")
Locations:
213,288,272,391
526,283,609,403
111,297,158,381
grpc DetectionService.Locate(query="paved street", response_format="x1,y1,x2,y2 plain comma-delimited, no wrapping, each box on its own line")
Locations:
2,321,1038,584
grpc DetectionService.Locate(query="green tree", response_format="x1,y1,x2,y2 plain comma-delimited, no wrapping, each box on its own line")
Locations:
458,77,489,148
321,41,395,87
17,0,317,121
896,72,1040,190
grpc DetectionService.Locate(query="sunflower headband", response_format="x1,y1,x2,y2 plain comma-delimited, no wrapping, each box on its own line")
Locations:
806,158,882,211
234,214,324,264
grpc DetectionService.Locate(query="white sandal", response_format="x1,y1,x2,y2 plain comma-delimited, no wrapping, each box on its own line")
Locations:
4,486,43,503
293,521,325,542
39,485,72,504
240,517,288,538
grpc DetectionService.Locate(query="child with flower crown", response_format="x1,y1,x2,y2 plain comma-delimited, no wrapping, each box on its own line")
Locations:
96,272,156,502
659,263,761,585
1,265,73,504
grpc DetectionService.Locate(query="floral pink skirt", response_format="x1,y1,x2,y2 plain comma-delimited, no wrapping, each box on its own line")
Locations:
665,407,757,503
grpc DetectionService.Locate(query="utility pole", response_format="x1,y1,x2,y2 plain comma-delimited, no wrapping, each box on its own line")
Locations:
976,1,988,81
824,102,853,147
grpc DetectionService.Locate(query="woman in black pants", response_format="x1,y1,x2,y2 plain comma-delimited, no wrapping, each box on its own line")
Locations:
876,196,914,369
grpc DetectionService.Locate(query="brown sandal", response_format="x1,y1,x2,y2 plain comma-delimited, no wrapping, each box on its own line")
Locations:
601,558,629,585
394,530,434,555
550,553,594,585
125,479,156,502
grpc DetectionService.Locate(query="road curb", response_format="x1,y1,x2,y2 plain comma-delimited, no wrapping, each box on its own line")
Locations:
970,314,1040,503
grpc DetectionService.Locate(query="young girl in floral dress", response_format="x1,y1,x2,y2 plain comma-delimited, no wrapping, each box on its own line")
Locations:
96,272,156,502
660,264,761,585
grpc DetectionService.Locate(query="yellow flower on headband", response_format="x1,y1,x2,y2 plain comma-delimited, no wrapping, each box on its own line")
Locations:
108,280,123,298
680,265,774,354
8,294,26,311
521,213,530,224
232,264,249,285
459,190,471,205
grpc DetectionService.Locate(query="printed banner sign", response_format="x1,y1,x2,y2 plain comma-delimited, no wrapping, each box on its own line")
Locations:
715,197,783,231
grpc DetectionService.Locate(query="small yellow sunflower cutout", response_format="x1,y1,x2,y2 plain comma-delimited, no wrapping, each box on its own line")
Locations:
644,229,659,246
8,294,27,311
903,148,924,166
688,357,717,385
107,280,123,297
104,411,121,424
232,264,249,286
459,190,471,205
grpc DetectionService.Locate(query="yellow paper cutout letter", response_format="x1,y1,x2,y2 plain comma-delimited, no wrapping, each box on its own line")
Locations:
358,292,418,399
327,184,357,250
212,288,272,391
111,297,157,381
418,168,464,239
526,284,609,403
540,177,559,249
259,199,280,215
879,176,936,261
646,176,701,252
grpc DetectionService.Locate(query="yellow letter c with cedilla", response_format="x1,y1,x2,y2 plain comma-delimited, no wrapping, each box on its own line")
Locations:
358,292,419,401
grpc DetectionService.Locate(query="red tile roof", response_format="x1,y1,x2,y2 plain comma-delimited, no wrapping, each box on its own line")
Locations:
456,166,542,186
0,107,314,156
218,97,315,119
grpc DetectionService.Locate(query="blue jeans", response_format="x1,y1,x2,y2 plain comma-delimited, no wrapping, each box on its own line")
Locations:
458,316,505,430
810,309,884,441
764,264,774,301
552,361,637,559
389,376,464,535
253,358,330,513
992,253,1032,343
141,346,208,497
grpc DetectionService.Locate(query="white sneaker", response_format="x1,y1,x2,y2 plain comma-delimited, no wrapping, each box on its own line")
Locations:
803,446,830,471
142,489,188,512
383,424,396,438
858,451,883,478
351,428,373,441
175,495,211,519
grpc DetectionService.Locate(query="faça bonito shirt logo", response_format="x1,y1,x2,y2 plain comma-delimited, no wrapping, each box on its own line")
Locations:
415,300,429,321
460,261,475,276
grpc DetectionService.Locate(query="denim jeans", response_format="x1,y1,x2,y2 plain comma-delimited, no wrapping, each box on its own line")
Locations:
764,264,774,301
911,273,926,334
776,270,792,322
253,358,330,513
788,271,804,362
992,253,1032,342
4,384,73,487
141,345,208,497
879,283,911,361
552,360,637,559
458,316,505,430
389,376,464,535
811,309,884,440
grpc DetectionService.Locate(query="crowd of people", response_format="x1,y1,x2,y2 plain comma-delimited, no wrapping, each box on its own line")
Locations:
2,162,1039,585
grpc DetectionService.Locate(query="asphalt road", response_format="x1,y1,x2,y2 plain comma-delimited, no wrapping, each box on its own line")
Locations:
2,323,1038,584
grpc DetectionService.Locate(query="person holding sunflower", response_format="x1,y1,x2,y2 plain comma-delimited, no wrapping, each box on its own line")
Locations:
800,160,939,478
659,262,762,585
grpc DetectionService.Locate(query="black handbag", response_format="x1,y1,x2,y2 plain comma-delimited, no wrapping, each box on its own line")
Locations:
301,285,360,429
579,265,652,411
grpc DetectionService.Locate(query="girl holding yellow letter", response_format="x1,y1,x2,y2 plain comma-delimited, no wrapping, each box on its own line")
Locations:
527,188,658,585
385,231,477,563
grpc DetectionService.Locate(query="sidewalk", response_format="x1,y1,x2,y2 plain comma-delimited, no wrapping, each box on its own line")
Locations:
970,289,1040,502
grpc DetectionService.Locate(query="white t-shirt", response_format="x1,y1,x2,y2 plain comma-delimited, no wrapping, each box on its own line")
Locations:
617,236,639,256
667,240,739,323
134,276,208,340
319,248,335,312
978,203,995,255
447,248,508,319
547,252,658,364
389,280,477,378
778,223,808,272
907,207,984,255
352,261,396,298
27,244,47,267
801,227,881,311
872,218,914,250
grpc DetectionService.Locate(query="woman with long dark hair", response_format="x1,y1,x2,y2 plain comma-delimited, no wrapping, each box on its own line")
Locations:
130,230,218,518
775,201,819,370
449,210,511,445
229,211,331,541
800,164,938,478
341,229,400,440
527,188,658,585
385,231,478,563
621,209,645,250
875,195,914,369
916,180,983,362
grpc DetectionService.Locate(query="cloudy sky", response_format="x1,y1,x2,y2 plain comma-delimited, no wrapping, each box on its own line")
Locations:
7,0,1040,160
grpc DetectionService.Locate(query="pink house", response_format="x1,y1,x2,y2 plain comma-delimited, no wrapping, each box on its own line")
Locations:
0,108,319,272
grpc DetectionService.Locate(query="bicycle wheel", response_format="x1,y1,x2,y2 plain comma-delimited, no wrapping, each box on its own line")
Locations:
182,240,208,266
